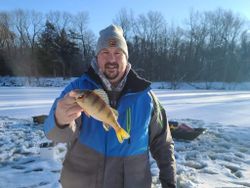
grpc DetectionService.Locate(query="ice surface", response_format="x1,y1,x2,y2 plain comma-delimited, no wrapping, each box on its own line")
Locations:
0,80,250,187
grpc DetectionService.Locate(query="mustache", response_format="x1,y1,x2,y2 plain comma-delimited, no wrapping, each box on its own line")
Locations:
104,62,119,68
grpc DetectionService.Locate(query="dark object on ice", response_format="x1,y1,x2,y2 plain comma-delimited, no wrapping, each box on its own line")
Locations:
32,115,48,124
169,121,206,140
39,142,54,148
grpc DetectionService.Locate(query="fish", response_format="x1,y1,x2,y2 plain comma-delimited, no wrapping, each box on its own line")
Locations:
75,89,130,143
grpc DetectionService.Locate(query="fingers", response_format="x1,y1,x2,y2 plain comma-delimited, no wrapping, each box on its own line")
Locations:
67,111,82,121
55,90,84,125
55,104,82,125
63,92,78,105
65,103,83,116
62,90,84,105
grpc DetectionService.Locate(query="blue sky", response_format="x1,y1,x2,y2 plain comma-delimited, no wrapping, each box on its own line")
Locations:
1,0,250,34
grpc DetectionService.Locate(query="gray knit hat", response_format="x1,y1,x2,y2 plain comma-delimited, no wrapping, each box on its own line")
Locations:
96,24,128,59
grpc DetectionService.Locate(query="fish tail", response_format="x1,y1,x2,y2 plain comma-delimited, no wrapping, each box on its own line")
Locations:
116,127,130,143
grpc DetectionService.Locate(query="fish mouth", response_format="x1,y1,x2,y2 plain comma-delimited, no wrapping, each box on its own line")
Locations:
77,95,84,99
73,89,85,99
75,96,84,105
75,92,85,101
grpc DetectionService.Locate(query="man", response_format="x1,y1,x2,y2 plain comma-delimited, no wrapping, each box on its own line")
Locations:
44,24,176,188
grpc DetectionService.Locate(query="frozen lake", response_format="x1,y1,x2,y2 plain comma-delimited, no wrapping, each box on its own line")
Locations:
0,87,250,187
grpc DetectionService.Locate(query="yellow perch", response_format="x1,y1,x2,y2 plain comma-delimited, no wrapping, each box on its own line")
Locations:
75,89,130,143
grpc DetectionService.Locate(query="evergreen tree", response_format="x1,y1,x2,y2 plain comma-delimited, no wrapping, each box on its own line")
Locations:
54,29,80,78
36,21,80,77
36,21,59,76
0,49,12,75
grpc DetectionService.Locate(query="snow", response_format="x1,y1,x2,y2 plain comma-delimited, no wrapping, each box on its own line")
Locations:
0,78,250,188
151,89,250,188
156,89,250,127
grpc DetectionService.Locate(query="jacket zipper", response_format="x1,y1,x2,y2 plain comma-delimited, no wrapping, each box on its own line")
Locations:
126,107,131,144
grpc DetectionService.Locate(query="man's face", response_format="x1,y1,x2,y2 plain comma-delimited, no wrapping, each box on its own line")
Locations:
97,47,127,85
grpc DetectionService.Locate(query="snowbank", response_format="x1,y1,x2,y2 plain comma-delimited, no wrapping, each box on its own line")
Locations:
151,81,250,90
1,76,250,90
0,76,76,87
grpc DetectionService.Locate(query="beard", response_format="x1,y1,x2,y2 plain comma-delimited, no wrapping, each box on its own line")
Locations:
103,62,120,80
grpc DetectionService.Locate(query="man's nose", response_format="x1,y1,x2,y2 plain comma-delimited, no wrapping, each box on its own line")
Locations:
108,53,116,62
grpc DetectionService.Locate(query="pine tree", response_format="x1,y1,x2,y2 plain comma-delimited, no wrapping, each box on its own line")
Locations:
0,49,12,76
36,21,80,77
36,21,59,76
54,29,79,78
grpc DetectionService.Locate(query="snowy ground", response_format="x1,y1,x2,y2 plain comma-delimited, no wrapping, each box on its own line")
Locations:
0,86,250,188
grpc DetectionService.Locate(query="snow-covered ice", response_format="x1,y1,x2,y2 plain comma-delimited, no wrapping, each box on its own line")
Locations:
0,84,250,188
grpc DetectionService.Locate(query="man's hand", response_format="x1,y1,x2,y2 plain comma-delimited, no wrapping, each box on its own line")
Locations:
55,90,83,127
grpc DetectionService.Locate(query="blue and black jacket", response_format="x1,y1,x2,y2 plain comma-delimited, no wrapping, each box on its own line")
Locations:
44,67,176,188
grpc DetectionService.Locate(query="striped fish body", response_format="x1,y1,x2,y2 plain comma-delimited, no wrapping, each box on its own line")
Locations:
76,90,117,127
75,89,130,143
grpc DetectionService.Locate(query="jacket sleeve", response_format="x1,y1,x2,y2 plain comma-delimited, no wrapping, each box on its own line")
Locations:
149,91,176,188
43,84,82,143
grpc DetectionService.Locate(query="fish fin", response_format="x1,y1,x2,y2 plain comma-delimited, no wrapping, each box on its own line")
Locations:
116,127,130,143
111,108,119,120
103,123,111,131
93,89,109,104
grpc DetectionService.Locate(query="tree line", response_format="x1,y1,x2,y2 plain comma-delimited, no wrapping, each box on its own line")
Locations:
0,8,250,83
0,10,95,78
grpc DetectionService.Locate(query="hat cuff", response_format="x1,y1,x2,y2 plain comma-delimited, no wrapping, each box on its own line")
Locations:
96,38,128,59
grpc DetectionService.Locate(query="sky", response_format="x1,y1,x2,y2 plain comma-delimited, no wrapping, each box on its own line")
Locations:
1,0,250,35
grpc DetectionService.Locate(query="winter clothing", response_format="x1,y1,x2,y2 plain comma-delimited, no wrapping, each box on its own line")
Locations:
44,66,176,188
91,59,131,92
91,58,131,108
95,24,128,59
